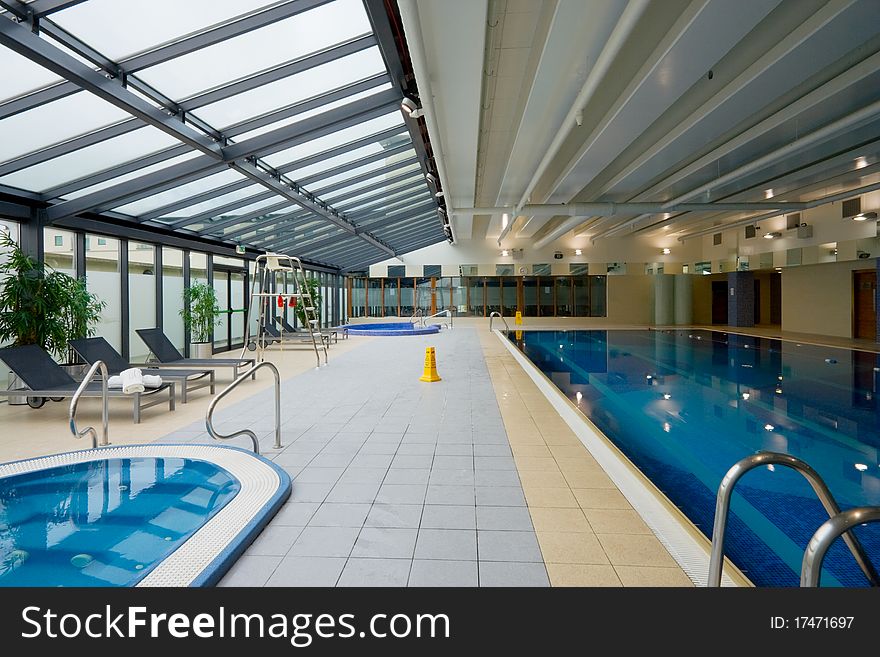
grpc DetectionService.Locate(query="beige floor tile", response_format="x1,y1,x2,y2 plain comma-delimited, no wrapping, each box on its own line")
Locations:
511,445,553,458
572,488,632,510
524,486,580,508
528,507,592,533
514,456,561,471
541,433,581,446
597,534,678,567
537,531,608,564
506,433,547,446
549,445,590,459
582,509,651,534
614,566,695,587
519,470,569,488
562,469,617,489
547,563,622,587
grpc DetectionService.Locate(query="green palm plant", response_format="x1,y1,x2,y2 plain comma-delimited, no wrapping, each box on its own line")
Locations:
180,282,221,343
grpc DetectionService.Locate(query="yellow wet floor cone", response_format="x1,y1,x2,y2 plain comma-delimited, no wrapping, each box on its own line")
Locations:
515,311,522,325
419,346,442,382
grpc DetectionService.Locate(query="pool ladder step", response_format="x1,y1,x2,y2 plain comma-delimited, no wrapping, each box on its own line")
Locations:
708,451,880,587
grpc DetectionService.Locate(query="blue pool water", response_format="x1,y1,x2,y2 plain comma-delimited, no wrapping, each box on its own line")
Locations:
511,329,880,587
0,457,240,586
345,322,441,336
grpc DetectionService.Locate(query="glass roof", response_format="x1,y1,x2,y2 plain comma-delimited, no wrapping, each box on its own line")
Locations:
0,0,444,269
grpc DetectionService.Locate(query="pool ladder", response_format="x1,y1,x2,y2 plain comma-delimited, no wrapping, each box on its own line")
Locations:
206,361,281,455
68,360,109,448
420,309,453,329
488,311,510,333
708,451,880,587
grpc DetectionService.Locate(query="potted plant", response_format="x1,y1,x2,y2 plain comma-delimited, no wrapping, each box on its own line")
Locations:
181,282,221,359
0,234,105,404
294,276,322,327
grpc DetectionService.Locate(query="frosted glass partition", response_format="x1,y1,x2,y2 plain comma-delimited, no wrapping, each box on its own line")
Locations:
231,272,245,345
86,235,121,353
44,227,76,276
214,274,229,351
190,251,208,284
128,242,156,362
162,247,185,351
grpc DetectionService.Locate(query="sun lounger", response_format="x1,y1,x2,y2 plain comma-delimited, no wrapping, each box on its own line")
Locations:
136,328,255,379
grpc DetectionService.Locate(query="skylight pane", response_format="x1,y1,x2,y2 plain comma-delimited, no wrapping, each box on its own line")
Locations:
156,184,266,220
112,169,243,215
50,0,278,61
0,93,130,162
0,46,62,102
192,48,386,129
305,149,416,190
332,173,424,207
0,126,180,192
60,151,202,201
136,0,372,101
316,162,421,197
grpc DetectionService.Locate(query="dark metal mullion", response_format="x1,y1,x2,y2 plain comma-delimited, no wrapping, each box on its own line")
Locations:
120,238,129,360
182,250,190,357
154,245,163,334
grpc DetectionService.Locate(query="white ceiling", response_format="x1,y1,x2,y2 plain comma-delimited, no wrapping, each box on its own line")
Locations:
402,0,880,249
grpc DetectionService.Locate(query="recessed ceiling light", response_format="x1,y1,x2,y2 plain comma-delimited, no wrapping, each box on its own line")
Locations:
855,463,868,472
764,423,774,431
764,189,774,199
763,232,781,239
501,249,509,257
663,393,671,400
741,392,750,400
574,248,582,256
855,156,868,169
662,248,671,255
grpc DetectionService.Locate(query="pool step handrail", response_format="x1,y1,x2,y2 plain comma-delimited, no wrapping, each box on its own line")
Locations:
410,307,424,326
69,359,109,449
206,361,281,455
422,309,453,329
707,451,880,587
802,507,880,587
489,311,510,333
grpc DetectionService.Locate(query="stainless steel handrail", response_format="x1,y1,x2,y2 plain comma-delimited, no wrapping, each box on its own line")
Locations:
206,361,281,454
488,311,510,332
69,360,109,448
410,307,424,325
802,507,880,587
707,451,880,587
422,309,452,329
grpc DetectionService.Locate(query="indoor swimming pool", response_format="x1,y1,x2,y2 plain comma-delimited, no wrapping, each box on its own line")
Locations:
510,329,880,587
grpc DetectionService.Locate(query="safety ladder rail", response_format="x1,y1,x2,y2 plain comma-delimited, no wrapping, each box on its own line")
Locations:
707,451,880,587
421,309,453,329
206,361,280,455
68,360,109,448
488,311,510,333
410,307,423,326
802,507,880,587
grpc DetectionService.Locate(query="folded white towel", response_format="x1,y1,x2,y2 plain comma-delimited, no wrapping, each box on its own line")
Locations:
108,375,122,389
120,367,145,394
142,374,163,388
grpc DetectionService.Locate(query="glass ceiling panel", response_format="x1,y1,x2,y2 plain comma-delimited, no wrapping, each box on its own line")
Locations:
50,0,278,61
0,126,180,192
112,169,243,215
262,110,403,169
155,183,265,219
345,185,429,213
0,46,63,103
159,195,289,224
61,150,202,201
136,0,372,101
316,162,421,197
0,93,130,162
192,48,386,128
283,135,401,180
332,172,424,207
304,149,416,190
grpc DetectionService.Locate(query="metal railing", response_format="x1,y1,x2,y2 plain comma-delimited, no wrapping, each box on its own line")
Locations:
802,507,880,587
488,311,510,332
707,451,880,587
69,360,109,448
206,361,281,455
421,309,453,329
409,307,424,325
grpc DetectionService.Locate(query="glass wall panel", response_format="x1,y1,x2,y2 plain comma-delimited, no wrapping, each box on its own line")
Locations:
162,247,185,351
538,278,554,316
86,234,121,353
384,278,399,316
486,278,501,315
213,271,229,351
450,277,467,315
231,271,245,347
555,278,572,316
501,279,518,316
415,277,432,314
573,276,590,316
128,242,156,362
523,278,538,316
190,251,208,284
367,278,382,317
468,277,484,316
399,278,414,316
44,227,76,276
350,278,366,318
435,277,450,312
590,276,607,317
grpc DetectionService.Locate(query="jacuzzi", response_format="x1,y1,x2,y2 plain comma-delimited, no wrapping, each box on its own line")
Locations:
343,322,441,336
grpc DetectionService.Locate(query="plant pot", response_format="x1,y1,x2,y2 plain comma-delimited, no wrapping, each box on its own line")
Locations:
191,342,213,359
60,363,87,378
6,372,27,406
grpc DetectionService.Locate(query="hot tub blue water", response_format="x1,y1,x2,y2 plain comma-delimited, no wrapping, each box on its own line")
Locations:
0,457,240,586
344,322,441,336
510,328,880,587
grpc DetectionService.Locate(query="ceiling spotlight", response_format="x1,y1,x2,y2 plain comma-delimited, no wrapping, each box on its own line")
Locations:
855,156,868,169
502,213,509,230
852,212,877,221
764,189,774,199
501,249,509,257
401,97,423,118
763,232,781,239
574,248,582,256
662,248,671,255
855,463,868,472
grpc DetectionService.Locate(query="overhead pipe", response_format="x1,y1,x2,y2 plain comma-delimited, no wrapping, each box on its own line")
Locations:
398,0,457,245
493,0,651,246
678,180,880,241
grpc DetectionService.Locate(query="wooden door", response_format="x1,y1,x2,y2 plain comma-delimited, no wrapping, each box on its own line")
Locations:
711,281,728,324
853,270,876,340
